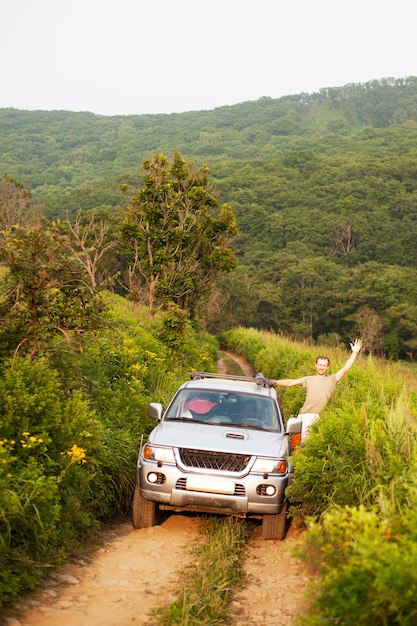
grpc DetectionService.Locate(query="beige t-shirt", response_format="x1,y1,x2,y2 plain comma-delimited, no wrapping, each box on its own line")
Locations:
298,373,338,415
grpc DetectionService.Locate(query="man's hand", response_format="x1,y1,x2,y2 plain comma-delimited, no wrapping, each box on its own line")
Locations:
350,338,362,354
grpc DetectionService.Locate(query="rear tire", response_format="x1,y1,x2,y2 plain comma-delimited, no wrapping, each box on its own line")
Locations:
132,485,158,528
262,500,287,540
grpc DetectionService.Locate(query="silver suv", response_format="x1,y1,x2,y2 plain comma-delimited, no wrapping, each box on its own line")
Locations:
133,372,302,540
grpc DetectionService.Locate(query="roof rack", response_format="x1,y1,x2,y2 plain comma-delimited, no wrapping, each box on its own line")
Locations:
189,371,275,389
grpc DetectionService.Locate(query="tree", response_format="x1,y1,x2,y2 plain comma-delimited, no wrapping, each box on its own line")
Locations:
0,225,106,357
0,175,41,237
62,208,119,290
351,306,384,355
330,221,355,259
120,152,238,317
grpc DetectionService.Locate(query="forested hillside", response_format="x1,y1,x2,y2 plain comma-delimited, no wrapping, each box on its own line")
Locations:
2,76,417,358
2,78,417,622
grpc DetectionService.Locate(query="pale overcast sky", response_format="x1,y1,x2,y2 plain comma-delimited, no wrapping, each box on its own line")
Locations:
1,0,416,116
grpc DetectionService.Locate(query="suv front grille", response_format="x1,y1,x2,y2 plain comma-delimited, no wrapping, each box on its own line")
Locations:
178,448,251,472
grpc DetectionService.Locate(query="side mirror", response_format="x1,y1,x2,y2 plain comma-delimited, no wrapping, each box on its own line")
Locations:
285,417,303,452
285,416,302,435
148,402,163,421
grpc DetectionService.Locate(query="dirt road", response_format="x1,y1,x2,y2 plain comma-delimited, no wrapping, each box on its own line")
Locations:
12,515,198,626
6,354,310,626
10,514,309,626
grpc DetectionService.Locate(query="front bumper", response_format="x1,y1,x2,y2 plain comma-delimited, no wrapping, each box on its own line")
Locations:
138,458,289,516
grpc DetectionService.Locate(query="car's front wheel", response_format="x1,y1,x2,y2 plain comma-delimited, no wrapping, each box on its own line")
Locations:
262,500,287,540
132,485,159,528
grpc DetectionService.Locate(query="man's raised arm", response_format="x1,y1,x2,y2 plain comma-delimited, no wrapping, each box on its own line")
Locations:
335,338,362,383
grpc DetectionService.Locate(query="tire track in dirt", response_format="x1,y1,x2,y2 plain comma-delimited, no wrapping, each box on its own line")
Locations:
229,518,310,626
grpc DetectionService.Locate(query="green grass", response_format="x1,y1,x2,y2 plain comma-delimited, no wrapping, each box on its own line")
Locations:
155,516,250,625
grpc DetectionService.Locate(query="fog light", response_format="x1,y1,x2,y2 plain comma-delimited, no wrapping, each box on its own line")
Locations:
147,472,158,483
257,484,277,496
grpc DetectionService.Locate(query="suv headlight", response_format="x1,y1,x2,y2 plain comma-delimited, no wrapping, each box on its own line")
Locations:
143,445,175,463
252,458,287,474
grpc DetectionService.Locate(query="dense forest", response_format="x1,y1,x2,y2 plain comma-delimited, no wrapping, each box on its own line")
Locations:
2,76,417,358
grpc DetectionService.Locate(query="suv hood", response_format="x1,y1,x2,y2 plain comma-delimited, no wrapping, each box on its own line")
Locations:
148,420,288,458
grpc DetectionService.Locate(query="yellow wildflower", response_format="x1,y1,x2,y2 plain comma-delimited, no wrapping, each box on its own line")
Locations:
66,444,86,464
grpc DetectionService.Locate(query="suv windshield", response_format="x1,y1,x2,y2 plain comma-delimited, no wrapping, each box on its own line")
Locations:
165,389,280,431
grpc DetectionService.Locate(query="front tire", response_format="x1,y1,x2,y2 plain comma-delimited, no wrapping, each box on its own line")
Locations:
262,500,287,540
132,485,158,528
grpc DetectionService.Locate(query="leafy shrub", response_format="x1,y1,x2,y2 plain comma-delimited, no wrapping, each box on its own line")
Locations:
0,445,61,605
0,356,102,469
294,505,417,625
286,406,370,514
0,356,104,605
0,299,219,610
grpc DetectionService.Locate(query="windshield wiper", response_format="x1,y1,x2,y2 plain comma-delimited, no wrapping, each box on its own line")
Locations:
233,422,268,431
165,416,207,424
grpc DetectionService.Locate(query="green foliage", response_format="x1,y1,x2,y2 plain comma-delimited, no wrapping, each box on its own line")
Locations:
79,293,218,404
294,505,417,625
66,294,218,514
0,357,102,471
0,452,61,604
276,352,417,516
0,224,106,358
286,407,370,514
0,356,102,605
155,304,219,369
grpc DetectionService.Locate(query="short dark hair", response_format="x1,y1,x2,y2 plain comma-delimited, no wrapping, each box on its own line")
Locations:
315,355,330,365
